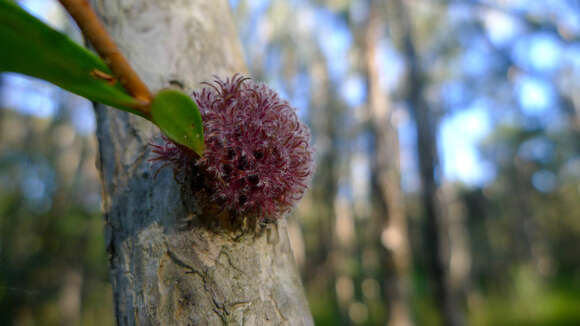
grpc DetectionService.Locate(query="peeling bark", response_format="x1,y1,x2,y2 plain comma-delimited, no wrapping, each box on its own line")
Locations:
91,0,313,324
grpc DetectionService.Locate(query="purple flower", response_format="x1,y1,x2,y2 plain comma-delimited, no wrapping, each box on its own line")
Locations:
151,74,313,221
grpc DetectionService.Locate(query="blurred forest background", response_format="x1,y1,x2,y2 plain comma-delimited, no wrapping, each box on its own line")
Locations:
2,0,580,325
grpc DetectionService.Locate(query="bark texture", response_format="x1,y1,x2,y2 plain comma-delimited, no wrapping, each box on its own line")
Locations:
92,0,313,324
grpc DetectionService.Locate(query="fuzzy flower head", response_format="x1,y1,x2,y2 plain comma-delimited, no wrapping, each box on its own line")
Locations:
152,74,313,222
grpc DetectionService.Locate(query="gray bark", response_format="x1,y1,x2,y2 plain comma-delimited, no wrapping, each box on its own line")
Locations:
91,0,313,324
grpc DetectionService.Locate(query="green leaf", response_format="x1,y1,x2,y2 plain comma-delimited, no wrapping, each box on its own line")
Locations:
0,0,145,117
151,90,205,155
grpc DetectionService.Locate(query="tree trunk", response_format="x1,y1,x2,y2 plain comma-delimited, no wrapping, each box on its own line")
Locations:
391,0,463,325
92,0,314,324
365,3,414,326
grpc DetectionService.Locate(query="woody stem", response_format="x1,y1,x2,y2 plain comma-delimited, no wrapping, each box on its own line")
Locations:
58,0,153,116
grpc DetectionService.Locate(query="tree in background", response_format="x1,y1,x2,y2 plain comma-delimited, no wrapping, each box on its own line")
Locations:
364,1,413,325
0,92,111,325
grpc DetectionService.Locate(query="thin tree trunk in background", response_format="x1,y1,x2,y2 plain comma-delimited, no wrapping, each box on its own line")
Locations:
58,269,83,326
0,75,3,144
92,0,313,324
307,56,344,320
392,0,463,325
440,184,471,320
365,3,413,326
511,163,552,275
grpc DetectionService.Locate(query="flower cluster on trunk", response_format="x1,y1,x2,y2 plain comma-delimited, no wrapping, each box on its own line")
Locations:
151,75,313,224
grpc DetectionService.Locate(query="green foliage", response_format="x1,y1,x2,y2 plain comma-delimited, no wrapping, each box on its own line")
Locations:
151,89,205,155
0,0,205,155
0,0,143,116
470,268,580,326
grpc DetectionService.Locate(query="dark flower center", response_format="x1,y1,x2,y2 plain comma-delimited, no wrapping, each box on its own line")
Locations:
248,174,259,185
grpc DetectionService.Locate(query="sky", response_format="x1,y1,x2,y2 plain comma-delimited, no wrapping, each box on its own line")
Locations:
1,0,566,189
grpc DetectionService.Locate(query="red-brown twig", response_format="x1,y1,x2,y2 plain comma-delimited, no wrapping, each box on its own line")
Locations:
58,0,153,116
